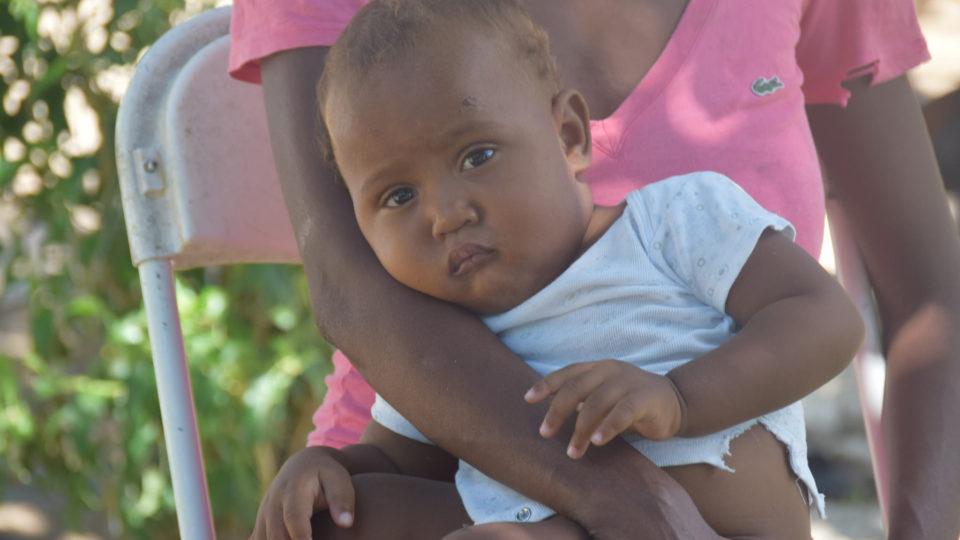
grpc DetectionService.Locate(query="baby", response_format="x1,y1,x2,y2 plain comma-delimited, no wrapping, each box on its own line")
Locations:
255,0,864,538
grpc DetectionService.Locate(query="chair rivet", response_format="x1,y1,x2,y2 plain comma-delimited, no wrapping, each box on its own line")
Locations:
143,159,158,173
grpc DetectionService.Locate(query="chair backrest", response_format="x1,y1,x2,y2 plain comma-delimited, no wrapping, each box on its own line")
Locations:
116,6,299,270
116,9,301,538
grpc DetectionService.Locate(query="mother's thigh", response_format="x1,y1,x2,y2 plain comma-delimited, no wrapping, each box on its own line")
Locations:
312,473,470,540
664,425,812,540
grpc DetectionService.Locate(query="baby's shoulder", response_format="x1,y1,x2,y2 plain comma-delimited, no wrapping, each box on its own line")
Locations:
625,171,743,229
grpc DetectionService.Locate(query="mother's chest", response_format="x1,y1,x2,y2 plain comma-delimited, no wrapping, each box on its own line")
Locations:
560,0,808,123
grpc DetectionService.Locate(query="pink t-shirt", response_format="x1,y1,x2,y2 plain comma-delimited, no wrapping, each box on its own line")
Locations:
229,0,929,448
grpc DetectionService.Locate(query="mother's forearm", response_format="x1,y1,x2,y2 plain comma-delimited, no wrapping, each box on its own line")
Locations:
883,302,960,539
257,48,716,536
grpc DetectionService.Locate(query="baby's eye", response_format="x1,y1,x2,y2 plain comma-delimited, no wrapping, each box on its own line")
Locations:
461,148,495,171
384,187,416,208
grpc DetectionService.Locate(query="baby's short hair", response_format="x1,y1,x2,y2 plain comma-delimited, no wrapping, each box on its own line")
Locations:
317,0,560,164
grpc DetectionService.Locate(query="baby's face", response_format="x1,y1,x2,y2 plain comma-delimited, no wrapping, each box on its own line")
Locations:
325,29,593,314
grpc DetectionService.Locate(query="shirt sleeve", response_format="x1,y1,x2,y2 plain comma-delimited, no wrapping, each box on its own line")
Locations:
796,0,930,106
305,350,374,448
631,171,796,313
229,0,367,84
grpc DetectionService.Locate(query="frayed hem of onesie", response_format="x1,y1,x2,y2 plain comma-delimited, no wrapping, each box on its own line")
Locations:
709,420,760,473
630,420,759,473
757,418,828,519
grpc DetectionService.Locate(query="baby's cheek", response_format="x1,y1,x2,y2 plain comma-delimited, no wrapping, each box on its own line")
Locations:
379,242,445,296
372,240,412,281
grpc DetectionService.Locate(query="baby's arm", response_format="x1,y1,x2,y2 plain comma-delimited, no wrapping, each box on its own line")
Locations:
528,228,863,453
668,228,864,436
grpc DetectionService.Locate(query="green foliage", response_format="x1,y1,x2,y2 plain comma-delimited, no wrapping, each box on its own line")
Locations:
0,2,333,537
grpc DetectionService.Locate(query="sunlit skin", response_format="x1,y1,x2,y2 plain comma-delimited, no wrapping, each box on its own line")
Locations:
324,29,623,314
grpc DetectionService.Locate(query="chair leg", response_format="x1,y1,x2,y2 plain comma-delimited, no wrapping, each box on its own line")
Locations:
140,259,216,540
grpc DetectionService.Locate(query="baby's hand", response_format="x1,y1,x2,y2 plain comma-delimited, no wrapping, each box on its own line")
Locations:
525,360,687,459
250,446,355,540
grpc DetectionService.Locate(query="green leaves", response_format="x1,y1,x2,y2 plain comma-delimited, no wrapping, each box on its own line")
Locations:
1,2,334,537
7,0,40,40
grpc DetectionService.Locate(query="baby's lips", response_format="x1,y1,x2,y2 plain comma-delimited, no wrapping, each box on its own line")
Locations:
447,243,494,275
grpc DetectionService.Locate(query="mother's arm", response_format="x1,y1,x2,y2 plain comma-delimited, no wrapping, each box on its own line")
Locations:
258,47,719,539
807,75,960,540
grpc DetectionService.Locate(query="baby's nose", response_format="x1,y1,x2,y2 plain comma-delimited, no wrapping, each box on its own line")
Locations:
431,197,480,239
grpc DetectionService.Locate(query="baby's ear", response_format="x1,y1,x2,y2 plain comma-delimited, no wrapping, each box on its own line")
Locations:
552,89,592,177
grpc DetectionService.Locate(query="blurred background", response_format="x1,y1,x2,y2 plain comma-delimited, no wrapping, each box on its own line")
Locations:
0,1,958,539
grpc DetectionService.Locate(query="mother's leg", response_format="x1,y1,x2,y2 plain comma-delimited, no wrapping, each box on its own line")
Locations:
311,473,470,540
665,425,812,539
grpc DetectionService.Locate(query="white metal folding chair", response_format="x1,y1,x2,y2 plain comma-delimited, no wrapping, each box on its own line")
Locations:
116,7,297,539
115,6,890,538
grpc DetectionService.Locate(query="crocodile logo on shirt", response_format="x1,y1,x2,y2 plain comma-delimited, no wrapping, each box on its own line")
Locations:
751,76,784,96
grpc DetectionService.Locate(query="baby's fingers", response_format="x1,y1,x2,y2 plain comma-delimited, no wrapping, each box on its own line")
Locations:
525,362,598,403
318,465,357,529
257,490,294,540
534,363,611,438
277,482,319,540
590,395,647,447
249,500,276,540
566,381,627,459
276,465,355,540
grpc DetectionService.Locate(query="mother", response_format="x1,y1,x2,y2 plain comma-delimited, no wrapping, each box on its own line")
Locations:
231,0,960,537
